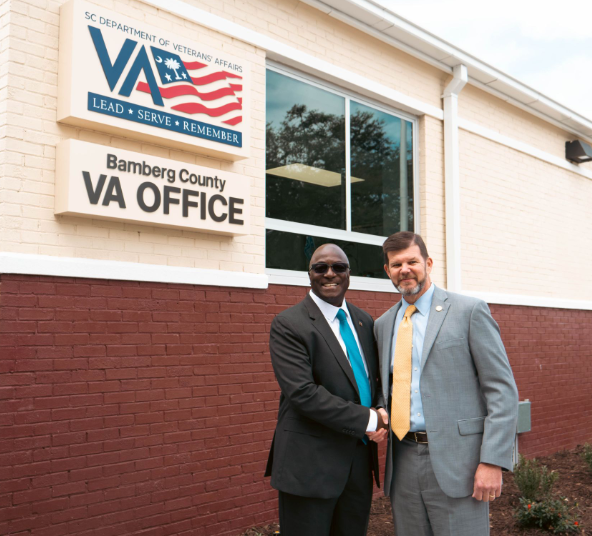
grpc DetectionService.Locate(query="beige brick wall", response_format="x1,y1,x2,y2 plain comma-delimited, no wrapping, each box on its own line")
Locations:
418,115,446,287
1,0,266,273
4,0,589,297
459,85,592,173
1,1,13,229
460,129,592,300
1,0,449,276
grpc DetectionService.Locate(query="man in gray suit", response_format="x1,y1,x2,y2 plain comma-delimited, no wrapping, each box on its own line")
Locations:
374,231,518,536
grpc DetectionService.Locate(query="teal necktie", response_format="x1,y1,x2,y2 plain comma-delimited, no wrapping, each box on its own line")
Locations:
336,309,371,408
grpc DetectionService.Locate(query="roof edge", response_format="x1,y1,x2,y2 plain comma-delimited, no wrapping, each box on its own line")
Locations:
300,0,592,141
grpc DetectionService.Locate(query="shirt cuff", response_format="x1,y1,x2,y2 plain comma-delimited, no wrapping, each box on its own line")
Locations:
366,408,377,432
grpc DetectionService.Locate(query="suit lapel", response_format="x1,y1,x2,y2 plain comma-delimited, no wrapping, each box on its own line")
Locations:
420,286,450,370
348,304,375,398
304,295,359,396
380,302,402,401
349,305,371,364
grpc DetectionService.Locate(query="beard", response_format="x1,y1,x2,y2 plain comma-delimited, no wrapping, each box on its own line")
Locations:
395,275,426,296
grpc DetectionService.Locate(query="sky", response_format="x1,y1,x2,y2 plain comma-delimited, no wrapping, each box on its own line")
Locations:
376,0,592,121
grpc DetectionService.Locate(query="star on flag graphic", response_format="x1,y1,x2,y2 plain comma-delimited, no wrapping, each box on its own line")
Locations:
136,46,243,127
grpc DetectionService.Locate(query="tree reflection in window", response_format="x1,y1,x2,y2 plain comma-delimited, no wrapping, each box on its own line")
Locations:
266,103,346,229
266,101,413,236
351,101,414,236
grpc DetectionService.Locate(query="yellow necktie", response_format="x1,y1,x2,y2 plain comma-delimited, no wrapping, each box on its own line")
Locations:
391,304,417,440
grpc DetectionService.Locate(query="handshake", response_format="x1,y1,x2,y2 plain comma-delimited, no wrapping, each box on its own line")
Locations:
367,407,389,444
373,407,389,430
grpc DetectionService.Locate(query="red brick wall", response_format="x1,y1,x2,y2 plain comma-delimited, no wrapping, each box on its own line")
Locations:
1,274,591,535
489,304,592,457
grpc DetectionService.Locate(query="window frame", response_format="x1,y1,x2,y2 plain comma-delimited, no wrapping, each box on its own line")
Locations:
265,61,420,292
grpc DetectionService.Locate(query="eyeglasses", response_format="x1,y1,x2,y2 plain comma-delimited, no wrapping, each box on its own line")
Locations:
309,262,350,274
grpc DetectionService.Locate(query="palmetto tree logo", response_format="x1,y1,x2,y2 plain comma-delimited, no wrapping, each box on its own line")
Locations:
164,57,182,80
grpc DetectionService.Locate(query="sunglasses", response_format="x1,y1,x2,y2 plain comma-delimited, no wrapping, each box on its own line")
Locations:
309,262,350,274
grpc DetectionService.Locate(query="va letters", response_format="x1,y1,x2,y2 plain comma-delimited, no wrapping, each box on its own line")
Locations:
82,172,244,225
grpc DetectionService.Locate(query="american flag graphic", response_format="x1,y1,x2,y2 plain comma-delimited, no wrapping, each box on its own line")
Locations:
135,48,243,127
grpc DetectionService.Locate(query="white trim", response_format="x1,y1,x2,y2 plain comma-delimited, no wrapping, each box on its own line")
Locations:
266,268,398,293
266,218,386,246
6,253,588,308
345,98,352,232
141,0,443,120
0,253,269,289
459,119,592,181
412,116,420,234
265,271,592,309
463,290,592,312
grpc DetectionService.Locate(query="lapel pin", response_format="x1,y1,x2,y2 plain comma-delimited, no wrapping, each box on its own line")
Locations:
359,321,363,327
436,306,443,312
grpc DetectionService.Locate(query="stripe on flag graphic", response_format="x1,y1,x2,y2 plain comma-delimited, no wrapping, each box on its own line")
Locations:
137,51,243,126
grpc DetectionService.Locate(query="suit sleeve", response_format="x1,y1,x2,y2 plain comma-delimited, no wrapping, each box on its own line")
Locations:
373,320,387,410
468,300,519,471
270,315,370,439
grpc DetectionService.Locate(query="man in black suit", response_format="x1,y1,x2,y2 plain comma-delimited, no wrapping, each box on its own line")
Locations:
265,244,388,536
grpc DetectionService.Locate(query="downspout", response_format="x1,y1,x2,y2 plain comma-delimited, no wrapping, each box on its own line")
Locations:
442,64,467,292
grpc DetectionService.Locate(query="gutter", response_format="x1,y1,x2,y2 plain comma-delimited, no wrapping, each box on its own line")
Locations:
442,65,468,292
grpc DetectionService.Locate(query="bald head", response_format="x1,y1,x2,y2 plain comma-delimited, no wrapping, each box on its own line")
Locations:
309,244,348,268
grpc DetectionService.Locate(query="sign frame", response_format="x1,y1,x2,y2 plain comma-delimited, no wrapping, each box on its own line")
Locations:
57,0,251,161
55,139,251,236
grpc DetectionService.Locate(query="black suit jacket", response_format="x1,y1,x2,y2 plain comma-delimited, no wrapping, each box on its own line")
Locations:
265,294,381,499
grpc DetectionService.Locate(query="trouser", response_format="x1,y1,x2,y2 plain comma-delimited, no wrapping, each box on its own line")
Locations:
391,437,489,536
278,440,373,536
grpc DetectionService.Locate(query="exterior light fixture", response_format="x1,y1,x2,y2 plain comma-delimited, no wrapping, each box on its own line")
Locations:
566,140,592,164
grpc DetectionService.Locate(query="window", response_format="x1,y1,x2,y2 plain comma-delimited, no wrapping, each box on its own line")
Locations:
265,66,416,285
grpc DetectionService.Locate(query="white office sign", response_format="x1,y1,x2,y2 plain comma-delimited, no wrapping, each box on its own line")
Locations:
55,140,250,235
57,0,250,160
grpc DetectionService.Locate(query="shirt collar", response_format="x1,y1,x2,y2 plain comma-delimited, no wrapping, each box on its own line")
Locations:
400,282,435,317
309,290,349,322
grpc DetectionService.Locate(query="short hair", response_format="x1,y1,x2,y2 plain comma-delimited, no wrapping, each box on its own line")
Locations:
382,232,429,265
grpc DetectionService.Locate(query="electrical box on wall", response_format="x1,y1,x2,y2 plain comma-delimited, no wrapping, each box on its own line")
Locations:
517,400,531,433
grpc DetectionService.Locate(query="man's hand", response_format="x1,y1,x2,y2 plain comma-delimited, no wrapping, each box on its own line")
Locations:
374,407,389,430
472,463,502,502
367,429,387,443
367,408,389,443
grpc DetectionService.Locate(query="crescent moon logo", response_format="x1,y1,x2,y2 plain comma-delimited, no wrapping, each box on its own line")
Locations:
156,56,162,63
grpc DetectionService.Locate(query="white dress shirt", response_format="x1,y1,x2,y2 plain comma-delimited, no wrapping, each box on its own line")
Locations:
310,291,377,432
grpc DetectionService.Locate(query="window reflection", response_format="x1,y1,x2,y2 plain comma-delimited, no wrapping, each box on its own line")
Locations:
350,101,414,236
266,70,346,229
266,230,387,279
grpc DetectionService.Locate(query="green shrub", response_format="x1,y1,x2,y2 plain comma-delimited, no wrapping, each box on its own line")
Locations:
580,444,592,472
515,497,580,534
514,454,558,501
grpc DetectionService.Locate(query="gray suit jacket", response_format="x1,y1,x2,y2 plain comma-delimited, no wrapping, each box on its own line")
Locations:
374,285,518,498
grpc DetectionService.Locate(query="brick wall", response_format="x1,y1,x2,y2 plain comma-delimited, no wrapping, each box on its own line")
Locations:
1,275,591,535
490,303,592,457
